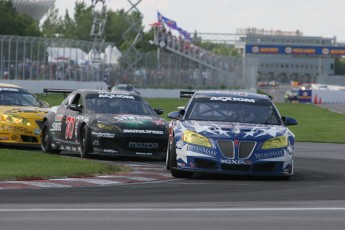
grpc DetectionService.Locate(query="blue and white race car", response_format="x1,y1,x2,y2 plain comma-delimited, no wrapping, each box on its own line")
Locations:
166,91,297,179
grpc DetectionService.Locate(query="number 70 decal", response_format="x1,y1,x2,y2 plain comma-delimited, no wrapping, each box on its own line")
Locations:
65,116,75,139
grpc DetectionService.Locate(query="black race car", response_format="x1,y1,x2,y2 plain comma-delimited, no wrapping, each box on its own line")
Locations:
41,89,168,159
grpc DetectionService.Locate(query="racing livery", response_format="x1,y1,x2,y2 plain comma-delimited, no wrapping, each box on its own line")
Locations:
166,91,297,178
0,83,49,146
41,89,168,158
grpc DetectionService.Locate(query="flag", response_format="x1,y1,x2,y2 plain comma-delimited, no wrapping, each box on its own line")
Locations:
157,11,163,22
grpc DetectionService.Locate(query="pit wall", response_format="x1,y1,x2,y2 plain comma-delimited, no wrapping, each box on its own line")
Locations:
1,80,256,98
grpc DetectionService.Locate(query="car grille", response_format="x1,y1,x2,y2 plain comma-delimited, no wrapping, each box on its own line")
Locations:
217,140,234,158
252,162,276,172
217,140,255,159
21,135,38,143
195,158,217,170
221,164,250,172
239,142,256,159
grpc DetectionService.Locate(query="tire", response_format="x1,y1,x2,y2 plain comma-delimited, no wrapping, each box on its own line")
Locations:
166,140,172,170
169,138,193,178
41,120,60,154
80,125,92,158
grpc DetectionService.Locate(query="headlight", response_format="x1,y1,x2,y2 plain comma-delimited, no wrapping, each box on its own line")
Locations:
96,122,121,132
262,136,288,149
182,130,211,147
2,114,31,126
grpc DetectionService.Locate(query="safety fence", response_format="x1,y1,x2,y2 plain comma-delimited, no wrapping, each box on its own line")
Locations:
0,35,258,89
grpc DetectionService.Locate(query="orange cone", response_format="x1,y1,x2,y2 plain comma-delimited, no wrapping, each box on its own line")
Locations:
314,94,318,104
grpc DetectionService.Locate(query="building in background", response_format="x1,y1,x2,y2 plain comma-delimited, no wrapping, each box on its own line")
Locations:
235,28,344,83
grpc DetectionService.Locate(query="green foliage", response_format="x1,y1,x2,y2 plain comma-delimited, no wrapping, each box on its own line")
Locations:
0,1,41,36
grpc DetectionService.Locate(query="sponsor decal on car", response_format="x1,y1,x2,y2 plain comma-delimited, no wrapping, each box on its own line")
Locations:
91,131,115,138
104,149,117,153
54,114,63,121
51,122,61,131
136,152,153,156
76,115,90,122
0,88,19,92
124,129,164,135
255,150,285,159
210,97,255,103
99,94,135,99
187,145,217,157
114,115,153,121
129,142,159,149
220,159,246,164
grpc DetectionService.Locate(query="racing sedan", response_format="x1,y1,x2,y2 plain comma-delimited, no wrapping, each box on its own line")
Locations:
41,89,168,159
0,83,49,147
166,91,297,179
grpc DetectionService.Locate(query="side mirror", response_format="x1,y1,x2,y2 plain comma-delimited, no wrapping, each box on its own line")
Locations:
154,108,164,115
69,104,83,112
281,116,298,126
168,111,181,120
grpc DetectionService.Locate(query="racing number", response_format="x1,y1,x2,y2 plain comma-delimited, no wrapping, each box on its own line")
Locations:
65,116,75,139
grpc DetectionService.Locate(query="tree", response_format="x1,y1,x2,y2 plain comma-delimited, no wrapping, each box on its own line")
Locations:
41,3,65,38
0,1,41,36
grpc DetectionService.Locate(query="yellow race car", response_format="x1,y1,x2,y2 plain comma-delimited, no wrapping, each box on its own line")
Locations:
0,83,49,147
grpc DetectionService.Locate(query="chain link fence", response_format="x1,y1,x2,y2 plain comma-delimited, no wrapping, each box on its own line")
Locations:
0,35,258,90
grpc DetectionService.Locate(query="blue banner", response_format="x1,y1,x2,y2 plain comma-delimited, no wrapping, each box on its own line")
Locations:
245,45,345,56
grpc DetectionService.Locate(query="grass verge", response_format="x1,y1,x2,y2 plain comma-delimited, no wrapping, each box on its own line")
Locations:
0,148,131,181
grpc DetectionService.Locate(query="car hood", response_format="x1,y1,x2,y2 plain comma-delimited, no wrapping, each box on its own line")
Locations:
0,106,49,119
93,114,168,131
180,120,289,140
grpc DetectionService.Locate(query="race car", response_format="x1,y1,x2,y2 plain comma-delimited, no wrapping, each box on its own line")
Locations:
111,84,141,95
166,91,297,179
284,88,299,102
41,89,168,159
0,83,49,147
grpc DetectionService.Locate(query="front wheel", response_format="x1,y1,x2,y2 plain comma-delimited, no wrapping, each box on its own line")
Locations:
41,120,60,154
80,125,92,158
169,138,193,178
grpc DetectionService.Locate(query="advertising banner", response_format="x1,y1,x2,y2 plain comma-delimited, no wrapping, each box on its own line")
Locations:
245,45,345,56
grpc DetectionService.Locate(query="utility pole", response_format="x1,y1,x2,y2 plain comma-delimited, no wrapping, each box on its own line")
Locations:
90,0,107,63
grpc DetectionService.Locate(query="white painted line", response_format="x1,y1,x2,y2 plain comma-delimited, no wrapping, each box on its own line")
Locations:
7,181,71,188
0,207,345,212
60,178,123,185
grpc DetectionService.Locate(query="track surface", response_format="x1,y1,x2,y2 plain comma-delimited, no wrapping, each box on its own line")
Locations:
1,142,345,230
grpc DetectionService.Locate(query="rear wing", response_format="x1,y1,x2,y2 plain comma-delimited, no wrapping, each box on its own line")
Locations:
43,88,74,97
179,91,195,99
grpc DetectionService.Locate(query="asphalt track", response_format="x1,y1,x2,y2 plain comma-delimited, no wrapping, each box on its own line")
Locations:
0,142,345,230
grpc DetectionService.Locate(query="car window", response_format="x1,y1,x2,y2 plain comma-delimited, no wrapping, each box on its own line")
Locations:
85,94,156,115
0,88,39,107
185,100,281,125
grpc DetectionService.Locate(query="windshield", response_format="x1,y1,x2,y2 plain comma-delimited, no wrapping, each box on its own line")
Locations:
0,88,40,107
185,100,281,125
85,94,156,115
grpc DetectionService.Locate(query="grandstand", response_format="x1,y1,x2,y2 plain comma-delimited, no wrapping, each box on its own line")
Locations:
10,0,55,21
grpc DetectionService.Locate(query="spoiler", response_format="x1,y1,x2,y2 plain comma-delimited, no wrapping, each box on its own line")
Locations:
43,88,74,97
179,91,195,99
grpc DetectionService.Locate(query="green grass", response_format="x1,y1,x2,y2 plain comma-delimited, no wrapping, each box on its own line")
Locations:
0,149,130,181
276,103,345,143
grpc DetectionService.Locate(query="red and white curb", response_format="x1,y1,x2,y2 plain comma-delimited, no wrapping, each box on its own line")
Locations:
0,163,173,190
